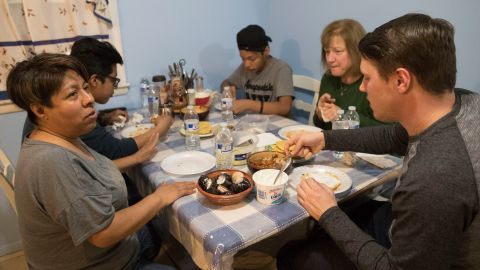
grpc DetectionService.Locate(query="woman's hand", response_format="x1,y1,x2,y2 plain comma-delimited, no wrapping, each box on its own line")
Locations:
297,177,337,221
154,181,196,207
317,93,339,122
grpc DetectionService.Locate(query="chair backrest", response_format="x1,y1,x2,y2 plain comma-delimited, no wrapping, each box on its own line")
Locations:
292,74,321,125
0,149,16,214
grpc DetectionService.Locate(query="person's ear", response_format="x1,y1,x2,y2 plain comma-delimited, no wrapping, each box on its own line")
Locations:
88,74,98,88
395,68,412,94
30,104,47,120
263,46,270,57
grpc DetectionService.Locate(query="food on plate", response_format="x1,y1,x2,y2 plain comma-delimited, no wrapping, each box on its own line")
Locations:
271,140,314,160
247,151,286,172
286,129,307,139
198,121,212,135
198,171,251,195
128,125,151,137
300,172,341,191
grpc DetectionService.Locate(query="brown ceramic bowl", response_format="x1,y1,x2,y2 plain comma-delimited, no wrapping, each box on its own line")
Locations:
180,105,209,121
247,151,292,173
196,169,254,206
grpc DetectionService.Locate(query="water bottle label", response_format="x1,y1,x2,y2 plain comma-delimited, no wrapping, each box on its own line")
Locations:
216,143,232,152
185,120,199,131
221,98,232,108
349,120,360,129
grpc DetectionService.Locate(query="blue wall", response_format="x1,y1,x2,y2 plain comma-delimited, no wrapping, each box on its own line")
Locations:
1,0,479,256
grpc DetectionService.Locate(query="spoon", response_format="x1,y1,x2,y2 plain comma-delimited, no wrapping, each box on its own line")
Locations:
273,156,292,185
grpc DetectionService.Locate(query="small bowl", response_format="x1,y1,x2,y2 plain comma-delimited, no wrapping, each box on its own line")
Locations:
247,151,292,173
195,91,211,106
180,105,210,121
196,169,254,206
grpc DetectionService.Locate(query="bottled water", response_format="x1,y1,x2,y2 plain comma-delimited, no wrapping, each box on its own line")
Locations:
139,78,149,111
332,109,348,161
215,122,234,169
221,86,234,122
342,106,360,166
184,105,200,150
147,83,160,117
345,106,360,129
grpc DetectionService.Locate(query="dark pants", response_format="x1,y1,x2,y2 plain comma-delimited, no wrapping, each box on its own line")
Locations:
134,226,175,270
277,201,392,270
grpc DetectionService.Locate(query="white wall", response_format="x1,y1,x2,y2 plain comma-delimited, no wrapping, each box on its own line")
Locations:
1,0,479,255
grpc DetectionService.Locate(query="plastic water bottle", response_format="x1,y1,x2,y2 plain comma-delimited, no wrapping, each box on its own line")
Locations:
139,78,149,111
221,86,234,122
184,105,200,150
342,106,360,166
215,122,234,169
147,83,160,117
331,109,348,161
345,106,360,129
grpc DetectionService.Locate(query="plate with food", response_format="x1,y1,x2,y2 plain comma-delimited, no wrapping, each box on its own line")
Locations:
161,151,216,175
289,165,352,197
179,121,214,138
277,125,322,140
264,140,316,164
120,123,154,138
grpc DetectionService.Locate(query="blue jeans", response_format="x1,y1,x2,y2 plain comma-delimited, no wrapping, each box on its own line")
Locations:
133,226,176,270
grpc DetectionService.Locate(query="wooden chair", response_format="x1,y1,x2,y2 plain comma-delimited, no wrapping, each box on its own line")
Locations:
292,74,321,125
0,149,16,214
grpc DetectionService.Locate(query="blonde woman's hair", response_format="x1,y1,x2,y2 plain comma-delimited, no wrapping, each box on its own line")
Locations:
321,19,365,77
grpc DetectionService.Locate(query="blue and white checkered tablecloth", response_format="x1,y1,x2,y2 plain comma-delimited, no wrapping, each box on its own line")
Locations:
130,111,402,270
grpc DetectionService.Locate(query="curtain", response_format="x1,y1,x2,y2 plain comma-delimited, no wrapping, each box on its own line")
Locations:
0,0,113,104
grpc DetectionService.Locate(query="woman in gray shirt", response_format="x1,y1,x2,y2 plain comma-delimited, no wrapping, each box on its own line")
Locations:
7,53,195,270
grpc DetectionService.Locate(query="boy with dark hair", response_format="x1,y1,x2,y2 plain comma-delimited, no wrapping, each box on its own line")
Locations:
221,25,294,116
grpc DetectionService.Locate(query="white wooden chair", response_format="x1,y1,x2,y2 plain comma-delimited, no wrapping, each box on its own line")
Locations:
292,74,321,125
0,148,16,214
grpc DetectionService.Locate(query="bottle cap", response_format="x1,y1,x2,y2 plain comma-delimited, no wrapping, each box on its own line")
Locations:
187,105,194,110
187,89,195,94
337,109,344,114
348,106,356,111
152,75,166,82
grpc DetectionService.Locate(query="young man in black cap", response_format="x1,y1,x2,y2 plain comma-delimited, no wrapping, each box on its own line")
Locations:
221,25,294,116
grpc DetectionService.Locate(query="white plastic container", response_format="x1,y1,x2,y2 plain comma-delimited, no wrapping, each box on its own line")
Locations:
252,169,289,205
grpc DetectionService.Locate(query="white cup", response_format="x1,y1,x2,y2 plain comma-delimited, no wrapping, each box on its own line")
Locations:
252,169,289,205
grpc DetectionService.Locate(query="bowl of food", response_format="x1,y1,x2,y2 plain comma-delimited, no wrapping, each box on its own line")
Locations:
196,169,254,206
246,151,292,173
180,105,210,121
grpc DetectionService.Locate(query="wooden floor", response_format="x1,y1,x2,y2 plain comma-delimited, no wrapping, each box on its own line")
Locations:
0,250,27,270
0,247,176,270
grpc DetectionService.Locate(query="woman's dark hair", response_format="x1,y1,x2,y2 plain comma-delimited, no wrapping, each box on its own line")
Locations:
359,13,456,94
6,53,89,124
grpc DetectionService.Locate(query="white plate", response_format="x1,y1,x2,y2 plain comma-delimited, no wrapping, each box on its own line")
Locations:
278,125,322,140
289,165,352,197
160,151,216,175
179,128,214,138
120,123,154,138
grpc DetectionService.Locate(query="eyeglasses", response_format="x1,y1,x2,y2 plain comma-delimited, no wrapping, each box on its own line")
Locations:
103,75,121,88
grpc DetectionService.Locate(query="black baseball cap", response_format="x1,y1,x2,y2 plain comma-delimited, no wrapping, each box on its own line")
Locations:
236,25,272,52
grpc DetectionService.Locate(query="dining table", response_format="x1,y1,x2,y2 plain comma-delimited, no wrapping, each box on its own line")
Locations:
126,110,402,270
